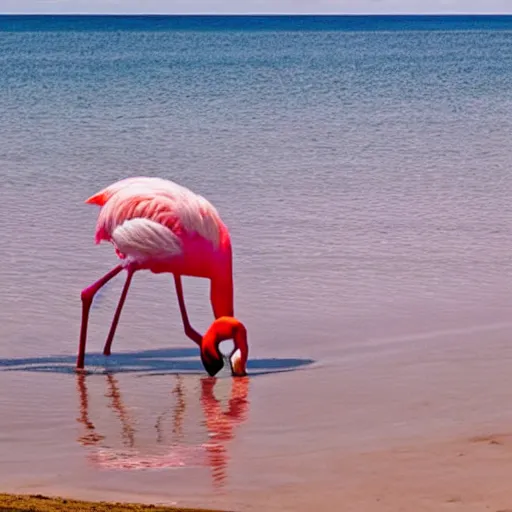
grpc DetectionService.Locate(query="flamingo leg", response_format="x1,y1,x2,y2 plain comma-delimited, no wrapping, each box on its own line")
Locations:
103,267,136,356
174,274,202,345
77,264,124,369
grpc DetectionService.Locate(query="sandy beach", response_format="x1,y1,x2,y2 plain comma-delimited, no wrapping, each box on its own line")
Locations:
2,319,512,511
260,433,512,512
6,427,512,512
0,494,224,512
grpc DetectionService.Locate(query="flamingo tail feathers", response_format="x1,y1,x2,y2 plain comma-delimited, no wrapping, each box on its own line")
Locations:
85,191,108,206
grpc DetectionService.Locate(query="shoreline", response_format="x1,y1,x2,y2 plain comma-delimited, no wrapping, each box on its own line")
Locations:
0,493,226,512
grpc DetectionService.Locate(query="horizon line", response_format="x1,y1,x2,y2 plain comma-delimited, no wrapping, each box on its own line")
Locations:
2,13,512,16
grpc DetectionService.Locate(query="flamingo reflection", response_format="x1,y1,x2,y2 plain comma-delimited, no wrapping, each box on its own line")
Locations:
76,373,250,487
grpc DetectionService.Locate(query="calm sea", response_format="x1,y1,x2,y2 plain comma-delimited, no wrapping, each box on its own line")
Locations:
1,15,512,511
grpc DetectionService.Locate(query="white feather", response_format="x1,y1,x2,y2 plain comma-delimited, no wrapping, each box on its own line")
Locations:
112,218,182,261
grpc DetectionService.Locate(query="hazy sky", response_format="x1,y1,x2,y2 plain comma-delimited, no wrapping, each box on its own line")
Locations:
1,0,512,14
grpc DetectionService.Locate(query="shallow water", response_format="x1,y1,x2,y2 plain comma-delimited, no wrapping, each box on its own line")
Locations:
1,15,512,511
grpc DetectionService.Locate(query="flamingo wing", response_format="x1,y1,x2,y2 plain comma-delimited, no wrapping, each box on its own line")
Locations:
90,180,222,262
112,217,183,260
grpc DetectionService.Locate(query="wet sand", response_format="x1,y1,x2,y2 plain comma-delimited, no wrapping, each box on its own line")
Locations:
331,433,512,512
6,423,512,512
234,432,512,512
2,320,512,511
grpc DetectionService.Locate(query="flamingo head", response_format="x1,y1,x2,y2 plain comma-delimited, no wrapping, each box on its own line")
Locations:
200,316,248,377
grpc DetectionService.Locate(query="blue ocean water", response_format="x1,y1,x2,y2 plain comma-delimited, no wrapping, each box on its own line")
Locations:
1,15,512,511
2,14,512,31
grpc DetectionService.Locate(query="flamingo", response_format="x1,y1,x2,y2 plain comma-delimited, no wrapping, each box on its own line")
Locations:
78,176,248,377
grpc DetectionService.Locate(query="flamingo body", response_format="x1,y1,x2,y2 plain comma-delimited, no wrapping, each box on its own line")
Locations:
88,176,230,275
77,176,248,377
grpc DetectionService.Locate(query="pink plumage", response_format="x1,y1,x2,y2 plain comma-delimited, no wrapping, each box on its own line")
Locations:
88,177,228,274
77,176,248,377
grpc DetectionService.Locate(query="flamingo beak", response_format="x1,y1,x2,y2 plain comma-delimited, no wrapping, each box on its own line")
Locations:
201,351,224,377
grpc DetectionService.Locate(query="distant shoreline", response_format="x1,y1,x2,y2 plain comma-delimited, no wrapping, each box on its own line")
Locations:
1,14,512,17
2,14,512,32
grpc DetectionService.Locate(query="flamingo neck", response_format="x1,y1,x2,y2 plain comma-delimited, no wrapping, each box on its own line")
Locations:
210,258,234,319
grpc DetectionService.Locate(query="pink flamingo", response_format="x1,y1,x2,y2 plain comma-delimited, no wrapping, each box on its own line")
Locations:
78,176,248,377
